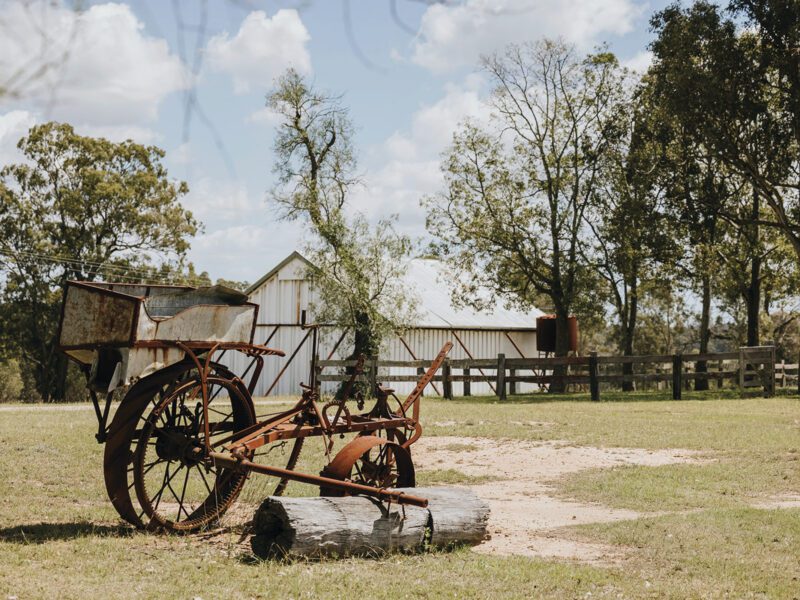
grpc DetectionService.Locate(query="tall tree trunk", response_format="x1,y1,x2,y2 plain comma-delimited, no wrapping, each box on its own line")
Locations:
695,273,711,391
746,190,760,347
621,279,638,392
338,310,378,399
745,257,761,347
51,353,69,402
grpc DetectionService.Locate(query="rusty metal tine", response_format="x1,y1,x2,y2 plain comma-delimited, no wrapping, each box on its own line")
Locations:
398,335,442,396
400,341,453,414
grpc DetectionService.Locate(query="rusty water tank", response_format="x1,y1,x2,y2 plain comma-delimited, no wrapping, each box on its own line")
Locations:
536,314,579,353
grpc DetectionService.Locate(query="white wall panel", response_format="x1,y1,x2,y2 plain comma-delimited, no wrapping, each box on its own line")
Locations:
223,257,540,397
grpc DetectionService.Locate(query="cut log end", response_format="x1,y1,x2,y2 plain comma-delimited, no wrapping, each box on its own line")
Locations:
250,487,490,559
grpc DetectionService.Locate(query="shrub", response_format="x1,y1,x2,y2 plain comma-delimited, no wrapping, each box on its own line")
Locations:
0,359,23,402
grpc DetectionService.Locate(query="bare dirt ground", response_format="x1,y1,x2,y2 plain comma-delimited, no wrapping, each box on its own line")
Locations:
412,436,703,564
749,494,800,509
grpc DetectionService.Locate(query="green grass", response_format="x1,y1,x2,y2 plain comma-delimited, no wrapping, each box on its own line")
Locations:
575,508,800,599
557,455,799,512
424,394,799,451
1,393,798,598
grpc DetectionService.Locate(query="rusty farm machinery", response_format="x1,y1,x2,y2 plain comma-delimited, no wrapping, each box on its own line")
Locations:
57,280,453,533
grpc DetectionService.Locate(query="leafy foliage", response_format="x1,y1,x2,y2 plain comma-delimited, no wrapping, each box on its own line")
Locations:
426,41,627,363
0,122,198,401
267,70,416,373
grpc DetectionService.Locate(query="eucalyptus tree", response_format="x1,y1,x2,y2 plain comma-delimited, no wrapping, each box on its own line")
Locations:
425,41,628,390
650,1,800,262
0,122,197,401
267,69,415,391
583,88,679,389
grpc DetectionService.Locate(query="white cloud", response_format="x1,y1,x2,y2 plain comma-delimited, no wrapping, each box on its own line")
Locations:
0,110,161,168
74,124,160,144
411,0,643,72
170,142,192,166
0,109,36,165
182,177,256,225
352,78,490,230
247,106,283,127
190,221,305,282
623,50,653,74
0,2,189,125
206,9,311,95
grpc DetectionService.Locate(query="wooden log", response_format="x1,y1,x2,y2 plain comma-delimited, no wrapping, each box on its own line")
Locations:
420,487,490,548
250,487,489,559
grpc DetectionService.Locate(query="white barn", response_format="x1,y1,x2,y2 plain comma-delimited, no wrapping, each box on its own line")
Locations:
225,251,544,397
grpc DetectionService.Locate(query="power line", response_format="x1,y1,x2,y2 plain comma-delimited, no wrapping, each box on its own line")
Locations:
0,248,178,280
0,248,211,287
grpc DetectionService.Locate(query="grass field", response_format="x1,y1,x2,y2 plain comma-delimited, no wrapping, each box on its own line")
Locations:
1,392,798,599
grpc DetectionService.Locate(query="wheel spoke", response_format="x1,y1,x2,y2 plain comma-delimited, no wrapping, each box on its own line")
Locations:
133,374,254,531
194,464,214,495
151,462,173,513
177,467,191,521
353,461,365,482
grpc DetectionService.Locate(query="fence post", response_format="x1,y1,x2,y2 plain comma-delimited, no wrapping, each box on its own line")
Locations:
442,358,453,400
739,347,745,392
463,367,471,397
509,368,516,395
779,359,786,389
672,354,682,400
497,353,507,400
684,363,691,391
369,356,378,397
766,343,776,398
589,352,599,401
717,359,723,389
416,367,425,397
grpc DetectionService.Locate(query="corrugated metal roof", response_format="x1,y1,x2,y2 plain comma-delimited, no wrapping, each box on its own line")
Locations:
403,258,543,329
249,252,543,330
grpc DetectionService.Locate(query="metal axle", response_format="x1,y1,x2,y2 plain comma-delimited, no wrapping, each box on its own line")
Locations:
209,452,429,508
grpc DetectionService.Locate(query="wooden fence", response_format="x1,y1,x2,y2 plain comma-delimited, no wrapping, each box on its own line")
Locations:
315,345,781,401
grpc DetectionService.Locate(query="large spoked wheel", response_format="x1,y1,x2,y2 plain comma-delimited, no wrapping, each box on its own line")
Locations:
132,375,255,532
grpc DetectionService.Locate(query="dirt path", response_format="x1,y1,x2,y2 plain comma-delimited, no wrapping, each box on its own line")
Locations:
413,436,702,564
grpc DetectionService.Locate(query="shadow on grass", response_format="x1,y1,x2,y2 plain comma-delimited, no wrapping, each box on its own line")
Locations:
0,521,133,543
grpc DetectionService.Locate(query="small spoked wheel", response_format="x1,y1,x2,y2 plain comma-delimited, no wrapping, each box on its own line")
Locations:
354,447,399,488
132,375,255,532
320,434,415,496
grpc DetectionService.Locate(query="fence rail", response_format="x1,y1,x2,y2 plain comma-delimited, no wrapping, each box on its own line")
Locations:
316,345,781,401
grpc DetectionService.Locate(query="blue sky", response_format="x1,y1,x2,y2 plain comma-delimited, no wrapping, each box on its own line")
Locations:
0,0,671,284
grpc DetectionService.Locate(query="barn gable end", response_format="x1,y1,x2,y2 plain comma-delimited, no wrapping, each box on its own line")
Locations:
225,251,541,397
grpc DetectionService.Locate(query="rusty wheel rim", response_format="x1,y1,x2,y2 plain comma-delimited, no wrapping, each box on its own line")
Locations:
104,362,252,529
132,375,255,532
